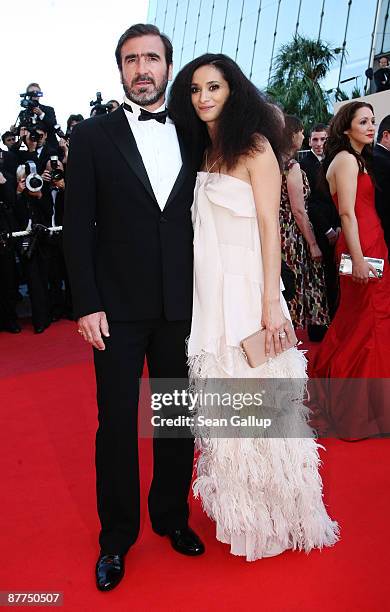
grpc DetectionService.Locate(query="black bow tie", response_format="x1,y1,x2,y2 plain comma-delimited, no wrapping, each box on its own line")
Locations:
123,102,168,124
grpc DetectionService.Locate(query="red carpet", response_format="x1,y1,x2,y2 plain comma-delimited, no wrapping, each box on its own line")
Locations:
0,320,389,611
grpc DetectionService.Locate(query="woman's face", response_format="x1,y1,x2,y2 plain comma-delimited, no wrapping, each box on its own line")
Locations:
344,107,375,147
292,129,305,151
190,64,230,124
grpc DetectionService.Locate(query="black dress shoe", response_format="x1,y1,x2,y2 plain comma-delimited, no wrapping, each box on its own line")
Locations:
34,325,46,334
95,554,124,592
167,527,205,556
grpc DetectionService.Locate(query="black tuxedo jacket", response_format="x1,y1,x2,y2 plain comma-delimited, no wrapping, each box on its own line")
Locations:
36,104,58,148
63,107,196,321
373,143,390,255
374,68,390,92
300,151,340,247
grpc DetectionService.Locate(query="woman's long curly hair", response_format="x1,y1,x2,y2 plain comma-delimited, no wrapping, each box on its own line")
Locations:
323,101,374,176
168,53,284,170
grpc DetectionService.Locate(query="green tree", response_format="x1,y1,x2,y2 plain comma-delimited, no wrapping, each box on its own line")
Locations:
266,35,339,132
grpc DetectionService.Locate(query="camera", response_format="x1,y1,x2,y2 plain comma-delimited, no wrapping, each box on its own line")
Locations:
25,161,43,192
90,92,110,115
19,90,43,113
54,124,66,139
50,156,64,181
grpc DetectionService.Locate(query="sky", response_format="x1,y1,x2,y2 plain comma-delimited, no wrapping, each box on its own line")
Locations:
0,0,149,137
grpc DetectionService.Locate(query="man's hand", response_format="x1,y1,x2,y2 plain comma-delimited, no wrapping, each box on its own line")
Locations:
58,138,69,163
42,169,52,182
0,172,6,185
32,106,44,118
326,227,341,246
53,178,65,190
17,178,26,194
25,132,38,152
77,311,110,350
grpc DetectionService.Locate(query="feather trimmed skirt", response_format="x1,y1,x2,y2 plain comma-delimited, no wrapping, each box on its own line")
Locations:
188,345,340,561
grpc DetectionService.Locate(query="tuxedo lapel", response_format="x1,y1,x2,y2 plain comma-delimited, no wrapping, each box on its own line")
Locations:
101,108,158,205
164,130,189,210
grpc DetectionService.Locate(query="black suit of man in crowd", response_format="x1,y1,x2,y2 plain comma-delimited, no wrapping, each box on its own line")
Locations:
14,172,52,333
300,125,341,340
374,57,390,93
373,115,390,260
63,24,204,592
0,168,20,333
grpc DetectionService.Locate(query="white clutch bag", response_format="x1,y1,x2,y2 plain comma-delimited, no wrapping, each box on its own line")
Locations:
339,253,384,279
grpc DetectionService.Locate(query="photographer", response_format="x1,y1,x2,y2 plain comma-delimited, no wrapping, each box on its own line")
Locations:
106,99,120,112
14,163,52,333
41,157,72,320
66,114,84,140
22,83,58,148
0,164,21,333
1,131,17,151
15,123,66,173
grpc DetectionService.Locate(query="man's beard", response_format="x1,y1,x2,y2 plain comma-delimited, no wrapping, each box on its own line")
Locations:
123,73,168,107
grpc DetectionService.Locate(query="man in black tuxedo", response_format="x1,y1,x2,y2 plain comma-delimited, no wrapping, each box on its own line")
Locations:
24,83,58,148
63,23,204,592
300,124,341,340
373,115,390,259
374,57,390,93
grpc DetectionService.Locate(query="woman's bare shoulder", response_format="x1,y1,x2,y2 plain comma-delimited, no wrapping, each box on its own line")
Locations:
331,150,359,170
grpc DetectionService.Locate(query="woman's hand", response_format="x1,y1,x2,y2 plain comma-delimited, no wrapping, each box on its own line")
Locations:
261,298,294,356
352,258,378,284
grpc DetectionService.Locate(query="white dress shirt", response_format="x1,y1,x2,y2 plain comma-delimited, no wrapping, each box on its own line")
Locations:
123,97,182,210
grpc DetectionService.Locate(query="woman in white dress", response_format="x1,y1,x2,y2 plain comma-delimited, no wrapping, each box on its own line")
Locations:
169,54,339,561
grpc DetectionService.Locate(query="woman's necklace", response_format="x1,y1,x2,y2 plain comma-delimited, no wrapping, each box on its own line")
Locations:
205,150,222,173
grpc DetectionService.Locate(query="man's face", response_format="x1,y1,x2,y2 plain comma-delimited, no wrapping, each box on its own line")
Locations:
27,85,42,103
380,130,390,151
310,131,327,157
379,57,388,68
120,34,172,108
4,135,16,149
35,130,47,147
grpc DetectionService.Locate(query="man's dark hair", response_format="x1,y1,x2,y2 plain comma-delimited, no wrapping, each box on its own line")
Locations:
2,131,14,143
34,122,47,134
66,114,84,130
115,23,173,71
310,123,328,136
377,115,390,142
169,53,284,170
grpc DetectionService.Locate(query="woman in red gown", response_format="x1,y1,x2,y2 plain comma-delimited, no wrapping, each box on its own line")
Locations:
310,102,390,438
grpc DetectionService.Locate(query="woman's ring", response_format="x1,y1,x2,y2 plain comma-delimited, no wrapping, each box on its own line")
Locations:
279,331,287,338
77,329,83,334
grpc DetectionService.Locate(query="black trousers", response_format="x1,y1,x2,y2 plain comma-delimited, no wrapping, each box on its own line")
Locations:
22,249,50,330
93,318,194,554
0,245,19,327
48,239,72,318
